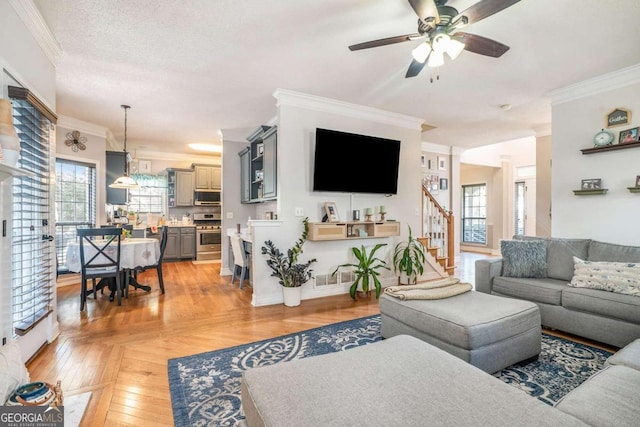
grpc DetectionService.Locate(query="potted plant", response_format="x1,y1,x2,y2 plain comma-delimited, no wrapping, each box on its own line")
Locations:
261,217,317,307
392,225,426,285
332,244,389,299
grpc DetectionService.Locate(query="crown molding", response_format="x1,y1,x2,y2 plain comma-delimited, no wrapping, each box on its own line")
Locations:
133,149,221,163
533,123,552,137
105,130,119,150
421,142,451,155
8,0,63,67
548,64,640,105
57,115,108,137
273,89,424,130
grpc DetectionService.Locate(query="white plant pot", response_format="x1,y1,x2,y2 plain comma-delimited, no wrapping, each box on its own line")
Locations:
282,286,301,307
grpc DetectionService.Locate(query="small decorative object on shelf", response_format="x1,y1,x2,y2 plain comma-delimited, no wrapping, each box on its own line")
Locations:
593,128,614,147
324,201,339,222
619,127,639,144
365,207,373,222
352,209,360,221
581,178,602,190
379,205,386,221
628,175,640,193
606,107,631,128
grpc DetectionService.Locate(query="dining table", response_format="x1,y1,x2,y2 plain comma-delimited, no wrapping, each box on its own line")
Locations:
66,237,161,301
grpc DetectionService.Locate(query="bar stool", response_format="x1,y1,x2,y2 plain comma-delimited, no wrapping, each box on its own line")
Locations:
230,235,250,288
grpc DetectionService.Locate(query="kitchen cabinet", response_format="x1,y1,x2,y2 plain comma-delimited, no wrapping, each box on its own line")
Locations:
239,148,251,203
180,227,196,258
167,168,194,207
193,164,222,190
164,226,196,260
106,151,127,205
241,125,277,203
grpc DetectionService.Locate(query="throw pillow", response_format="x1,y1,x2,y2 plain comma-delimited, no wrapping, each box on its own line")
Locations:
570,257,640,297
0,341,30,404
501,240,547,278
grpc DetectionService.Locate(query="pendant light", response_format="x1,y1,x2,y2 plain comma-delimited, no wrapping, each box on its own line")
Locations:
109,104,139,189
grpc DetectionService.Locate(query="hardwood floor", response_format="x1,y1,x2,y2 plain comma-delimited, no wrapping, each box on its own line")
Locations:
30,261,380,426
30,252,616,426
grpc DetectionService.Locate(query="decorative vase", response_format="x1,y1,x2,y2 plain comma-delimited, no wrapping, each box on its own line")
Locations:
282,286,301,307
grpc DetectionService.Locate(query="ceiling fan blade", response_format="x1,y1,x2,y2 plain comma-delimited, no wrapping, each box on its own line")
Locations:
456,32,510,58
405,58,427,78
408,0,440,25
349,33,422,51
454,0,520,26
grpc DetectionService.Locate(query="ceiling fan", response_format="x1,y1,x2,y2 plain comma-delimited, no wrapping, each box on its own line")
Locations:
349,0,521,78
65,130,87,152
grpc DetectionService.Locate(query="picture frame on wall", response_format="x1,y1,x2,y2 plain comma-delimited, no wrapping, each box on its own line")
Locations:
636,175,640,187
437,156,446,170
324,202,339,222
420,155,426,168
581,178,602,190
440,178,448,190
619,127,639,144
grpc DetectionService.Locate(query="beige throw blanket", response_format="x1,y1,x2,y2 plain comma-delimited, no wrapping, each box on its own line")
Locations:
384,277,472,300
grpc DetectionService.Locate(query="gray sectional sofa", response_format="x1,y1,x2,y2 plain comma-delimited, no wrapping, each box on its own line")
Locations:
242,335,640,426
476,237,640,347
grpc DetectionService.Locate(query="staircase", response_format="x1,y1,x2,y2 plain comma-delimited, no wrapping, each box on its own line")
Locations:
420,183,455,276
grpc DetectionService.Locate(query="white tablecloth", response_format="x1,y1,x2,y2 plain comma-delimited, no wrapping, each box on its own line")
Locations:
65,238,161,273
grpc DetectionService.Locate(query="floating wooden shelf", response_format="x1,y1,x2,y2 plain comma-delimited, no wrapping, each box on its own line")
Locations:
308,221,400,241
581,141,640,154
573,189,608,195
628,187,640,193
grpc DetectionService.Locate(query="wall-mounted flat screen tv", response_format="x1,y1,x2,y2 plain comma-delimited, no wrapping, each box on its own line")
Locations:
312,128,401,194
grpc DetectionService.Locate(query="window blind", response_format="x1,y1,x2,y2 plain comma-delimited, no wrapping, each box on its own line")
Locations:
10,88,56,336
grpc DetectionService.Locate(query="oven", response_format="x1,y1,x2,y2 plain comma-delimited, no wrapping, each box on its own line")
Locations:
196,226,221,260
193,213,222,260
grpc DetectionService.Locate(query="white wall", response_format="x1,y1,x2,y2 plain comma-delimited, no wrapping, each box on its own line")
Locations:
536,135,552,237
551,68,640,245
248,90,423,306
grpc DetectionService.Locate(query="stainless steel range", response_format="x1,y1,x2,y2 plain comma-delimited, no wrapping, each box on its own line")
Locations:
193,213,221,261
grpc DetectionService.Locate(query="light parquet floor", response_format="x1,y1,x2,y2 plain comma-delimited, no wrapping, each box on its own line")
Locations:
30,261,380,426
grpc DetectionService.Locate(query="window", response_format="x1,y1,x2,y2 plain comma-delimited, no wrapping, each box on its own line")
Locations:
514,181,526,236
55,159,96,274
10,87,56,335
127,174,166,214
461,184,486,244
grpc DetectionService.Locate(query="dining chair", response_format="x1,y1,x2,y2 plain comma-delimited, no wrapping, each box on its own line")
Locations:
230,234,249,289
77,227,122,310
133,226,168,294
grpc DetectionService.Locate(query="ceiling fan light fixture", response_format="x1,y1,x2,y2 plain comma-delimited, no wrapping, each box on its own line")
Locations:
445,37,466,60
431,33,450,54
411,42,431,64
427,51,444,68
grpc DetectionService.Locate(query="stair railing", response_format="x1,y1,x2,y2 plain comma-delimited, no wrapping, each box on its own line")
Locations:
421,183,454,272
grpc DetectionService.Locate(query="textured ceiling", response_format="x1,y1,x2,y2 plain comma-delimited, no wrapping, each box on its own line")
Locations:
33,0,640,154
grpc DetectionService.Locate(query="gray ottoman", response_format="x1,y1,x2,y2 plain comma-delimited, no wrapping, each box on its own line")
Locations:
380,291,541,373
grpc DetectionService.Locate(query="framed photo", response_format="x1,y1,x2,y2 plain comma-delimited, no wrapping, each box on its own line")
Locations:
324,202,339,222
437,156,446,171
636,175,640,187
619,127,639,144
255,169,263,182
440,178,448,190
257,143,264,155
420,155,426,168
581,178,602,190
427,159,433,170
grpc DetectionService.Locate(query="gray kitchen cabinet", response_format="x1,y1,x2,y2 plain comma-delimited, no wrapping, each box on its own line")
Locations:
106,151,127,205
167,168,194,207
193,164,222,190
239,148,251,203
261,126,277,200
164,226,196,260
165,227,179,259
180,227,196,258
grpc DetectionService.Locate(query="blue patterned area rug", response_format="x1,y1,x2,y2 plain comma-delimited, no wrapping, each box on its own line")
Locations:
168,315,612,426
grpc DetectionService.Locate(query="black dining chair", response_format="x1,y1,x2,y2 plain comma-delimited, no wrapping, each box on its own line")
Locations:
77,227,123,310
133,226,168,294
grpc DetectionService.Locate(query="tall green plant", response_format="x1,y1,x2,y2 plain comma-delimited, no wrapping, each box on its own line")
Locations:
262,217,317,287
332,244,389,299
392,225,426,284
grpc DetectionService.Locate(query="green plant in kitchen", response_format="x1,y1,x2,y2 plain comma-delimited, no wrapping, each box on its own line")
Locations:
332,244,389,299
261,217,317,288
392,225,426,285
